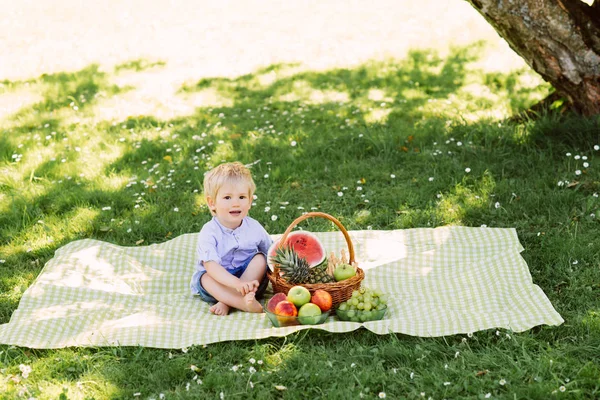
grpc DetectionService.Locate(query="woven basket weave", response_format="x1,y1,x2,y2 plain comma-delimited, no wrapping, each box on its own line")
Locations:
267,212,364,308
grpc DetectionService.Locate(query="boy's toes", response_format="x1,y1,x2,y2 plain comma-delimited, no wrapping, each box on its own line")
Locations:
209,302,230,316
243,292,263,313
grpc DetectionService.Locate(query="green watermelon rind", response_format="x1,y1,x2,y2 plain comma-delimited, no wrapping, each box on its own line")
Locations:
267,231,326,271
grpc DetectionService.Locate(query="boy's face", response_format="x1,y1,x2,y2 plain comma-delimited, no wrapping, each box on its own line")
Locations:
208,181,252,230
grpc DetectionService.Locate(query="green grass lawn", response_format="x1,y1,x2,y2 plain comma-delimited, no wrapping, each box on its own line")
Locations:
1,42,600,399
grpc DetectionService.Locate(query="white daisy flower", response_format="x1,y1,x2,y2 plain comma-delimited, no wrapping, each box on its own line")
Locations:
19,364,32,379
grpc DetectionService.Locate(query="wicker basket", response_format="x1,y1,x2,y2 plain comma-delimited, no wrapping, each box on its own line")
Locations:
267,212,365,308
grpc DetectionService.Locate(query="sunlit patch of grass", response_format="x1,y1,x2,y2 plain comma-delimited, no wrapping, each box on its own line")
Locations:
436,173,497,225
0,349,122,399
181,87,235,109
363,108,392,124
0,86,44,120
263,343,300,371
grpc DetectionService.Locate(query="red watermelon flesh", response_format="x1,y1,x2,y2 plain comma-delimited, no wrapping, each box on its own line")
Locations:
267,231,326,270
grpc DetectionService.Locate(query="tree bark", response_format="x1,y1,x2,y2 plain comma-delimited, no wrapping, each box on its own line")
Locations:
465,0,600,116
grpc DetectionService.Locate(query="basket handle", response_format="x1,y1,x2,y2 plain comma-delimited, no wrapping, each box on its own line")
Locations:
278,212,355,264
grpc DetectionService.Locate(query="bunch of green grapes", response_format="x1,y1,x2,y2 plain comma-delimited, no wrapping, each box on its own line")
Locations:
337,287,388,322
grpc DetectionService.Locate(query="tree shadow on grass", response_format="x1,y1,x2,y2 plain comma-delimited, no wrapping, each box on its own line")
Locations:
7,65,129,120
0,42,588,274
181,46,481,122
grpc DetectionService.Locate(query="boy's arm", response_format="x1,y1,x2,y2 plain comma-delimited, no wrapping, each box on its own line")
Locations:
204,261,258,295
257,224,273,254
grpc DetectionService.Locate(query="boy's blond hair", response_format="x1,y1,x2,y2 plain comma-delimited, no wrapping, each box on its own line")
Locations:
203,162,256,214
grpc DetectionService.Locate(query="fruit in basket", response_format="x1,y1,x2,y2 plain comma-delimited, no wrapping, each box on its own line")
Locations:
308,260,335,284
333,263,356,281
311,289,333,312
287,285,311,307
274,300,298,317
297,303,322,325
266,292,288,313
271,247,310,283
268,231,326,269
271,246,334,284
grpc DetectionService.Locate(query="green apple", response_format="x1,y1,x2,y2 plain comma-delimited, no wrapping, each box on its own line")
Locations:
287,286,311,307
333,263,356,281
297,302,322,325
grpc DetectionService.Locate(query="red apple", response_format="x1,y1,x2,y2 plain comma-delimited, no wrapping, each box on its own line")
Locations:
274,300,298,317
266,293,288,313
311,289,333,312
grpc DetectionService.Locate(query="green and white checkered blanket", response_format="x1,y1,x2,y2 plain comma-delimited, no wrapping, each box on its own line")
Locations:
0,227,563,348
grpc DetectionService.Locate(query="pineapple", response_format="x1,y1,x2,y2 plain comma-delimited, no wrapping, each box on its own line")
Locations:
271,246,310,284
271,246,334,284
308,259,335,284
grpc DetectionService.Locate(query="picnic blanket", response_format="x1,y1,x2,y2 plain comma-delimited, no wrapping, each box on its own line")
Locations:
0,227,563,349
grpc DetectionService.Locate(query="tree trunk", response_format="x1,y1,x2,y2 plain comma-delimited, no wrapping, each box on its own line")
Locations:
465,0,600,116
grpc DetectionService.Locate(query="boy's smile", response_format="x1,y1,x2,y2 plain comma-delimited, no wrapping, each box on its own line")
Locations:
209,181,252,230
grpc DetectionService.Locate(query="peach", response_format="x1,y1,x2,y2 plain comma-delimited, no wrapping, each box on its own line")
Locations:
311,289,333,312
266,293,288,313
274,300,298,317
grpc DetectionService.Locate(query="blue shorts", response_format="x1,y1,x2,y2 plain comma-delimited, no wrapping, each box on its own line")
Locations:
194,253,269,304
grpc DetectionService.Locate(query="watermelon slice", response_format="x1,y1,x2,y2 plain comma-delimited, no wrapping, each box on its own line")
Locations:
267,231,326,271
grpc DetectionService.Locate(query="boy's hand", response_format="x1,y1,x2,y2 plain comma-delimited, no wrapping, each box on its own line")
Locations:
237,280,259,296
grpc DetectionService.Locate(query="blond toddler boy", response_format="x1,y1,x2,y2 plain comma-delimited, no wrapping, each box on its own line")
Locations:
190,162,272,315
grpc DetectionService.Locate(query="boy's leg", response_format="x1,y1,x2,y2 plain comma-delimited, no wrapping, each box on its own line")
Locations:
201,273,263,315
237,253,268,310
239,253,267,284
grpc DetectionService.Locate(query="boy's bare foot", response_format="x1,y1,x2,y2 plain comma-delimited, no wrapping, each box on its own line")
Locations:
209,302,230,316
244,292,263,313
